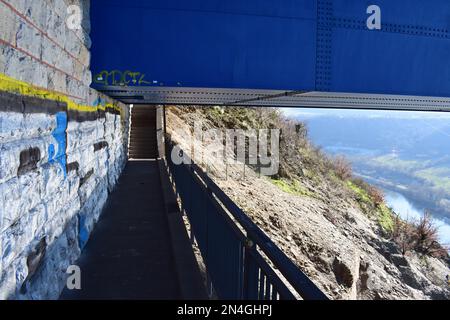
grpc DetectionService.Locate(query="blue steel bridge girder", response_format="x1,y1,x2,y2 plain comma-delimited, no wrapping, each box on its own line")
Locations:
90,0,450,111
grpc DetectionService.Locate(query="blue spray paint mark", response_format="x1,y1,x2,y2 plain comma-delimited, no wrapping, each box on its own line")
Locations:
92,97,106,107
77,213,89,250
48,111,67,178
48,144,55,161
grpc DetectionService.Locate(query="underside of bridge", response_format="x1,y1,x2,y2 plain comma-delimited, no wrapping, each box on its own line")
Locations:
89,0,450,112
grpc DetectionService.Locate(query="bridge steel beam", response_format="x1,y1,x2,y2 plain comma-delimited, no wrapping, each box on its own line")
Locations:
90,0,450,111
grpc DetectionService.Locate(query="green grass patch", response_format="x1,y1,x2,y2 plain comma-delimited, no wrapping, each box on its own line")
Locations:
347,181,395,233
270,178,314,197
377,204,395,233
346,180,371,204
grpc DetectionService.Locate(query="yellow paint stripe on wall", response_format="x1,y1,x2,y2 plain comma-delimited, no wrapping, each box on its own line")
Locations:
0,73,122,114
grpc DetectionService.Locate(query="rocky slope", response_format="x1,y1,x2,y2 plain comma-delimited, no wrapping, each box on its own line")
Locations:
166,106,450,300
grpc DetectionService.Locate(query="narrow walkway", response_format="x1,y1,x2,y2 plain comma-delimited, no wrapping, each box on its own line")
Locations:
61,160,187,299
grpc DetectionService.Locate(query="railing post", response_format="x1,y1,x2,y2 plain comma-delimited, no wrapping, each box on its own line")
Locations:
206,272,214,299
243,237,258,300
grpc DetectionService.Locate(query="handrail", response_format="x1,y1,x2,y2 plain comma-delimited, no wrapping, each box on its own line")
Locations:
191,163,328,300
165,137,328,300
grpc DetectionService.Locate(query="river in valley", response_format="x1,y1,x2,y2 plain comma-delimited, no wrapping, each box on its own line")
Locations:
384,189,450,246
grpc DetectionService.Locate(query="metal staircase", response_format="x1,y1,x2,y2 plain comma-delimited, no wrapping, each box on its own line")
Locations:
129,106,158,159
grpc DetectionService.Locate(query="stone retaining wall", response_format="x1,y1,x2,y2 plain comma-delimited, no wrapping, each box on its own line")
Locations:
0,0,130,299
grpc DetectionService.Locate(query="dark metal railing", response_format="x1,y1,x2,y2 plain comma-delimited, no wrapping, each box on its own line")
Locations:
164,138,328,300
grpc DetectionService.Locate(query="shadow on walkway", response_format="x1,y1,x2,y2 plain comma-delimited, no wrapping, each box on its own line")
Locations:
61,160,203,299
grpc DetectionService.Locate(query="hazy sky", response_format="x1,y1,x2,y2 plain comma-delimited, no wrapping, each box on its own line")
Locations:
280,107,450,119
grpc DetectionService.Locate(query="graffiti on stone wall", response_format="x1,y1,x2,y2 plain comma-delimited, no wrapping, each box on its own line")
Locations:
93,70,153,86
0,71,127,298
0,73,126,181
0,73,123,115
48,111,68,178
77,213,89,250
92,97,107,108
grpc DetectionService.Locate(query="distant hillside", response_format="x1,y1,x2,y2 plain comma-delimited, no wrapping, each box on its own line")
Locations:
302,115,450,223
304,116,450,161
